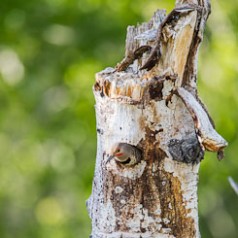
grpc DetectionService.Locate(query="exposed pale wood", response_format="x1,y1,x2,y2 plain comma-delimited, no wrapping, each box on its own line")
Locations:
88,0,227,237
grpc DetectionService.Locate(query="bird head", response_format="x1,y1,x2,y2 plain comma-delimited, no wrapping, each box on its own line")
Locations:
107,143,129,163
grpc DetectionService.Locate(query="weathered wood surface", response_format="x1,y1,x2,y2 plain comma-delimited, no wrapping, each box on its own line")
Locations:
87,0,227,237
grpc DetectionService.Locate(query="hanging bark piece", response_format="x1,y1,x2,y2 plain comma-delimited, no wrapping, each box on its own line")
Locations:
176,87,227,155
88,0,227,237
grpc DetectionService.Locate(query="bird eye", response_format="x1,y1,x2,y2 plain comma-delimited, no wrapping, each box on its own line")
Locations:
117,149,120,152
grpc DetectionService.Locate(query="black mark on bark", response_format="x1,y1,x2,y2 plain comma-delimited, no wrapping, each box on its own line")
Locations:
168,134,204,164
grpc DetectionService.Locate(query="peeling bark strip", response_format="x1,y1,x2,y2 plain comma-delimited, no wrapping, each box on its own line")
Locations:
88,1,227,238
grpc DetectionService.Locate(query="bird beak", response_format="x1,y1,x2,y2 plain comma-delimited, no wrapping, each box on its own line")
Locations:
106,155,114,164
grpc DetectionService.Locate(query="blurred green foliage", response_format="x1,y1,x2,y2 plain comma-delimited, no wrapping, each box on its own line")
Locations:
0,0,237,237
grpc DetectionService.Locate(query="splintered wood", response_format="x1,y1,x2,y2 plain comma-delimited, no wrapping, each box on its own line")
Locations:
88,0,227,237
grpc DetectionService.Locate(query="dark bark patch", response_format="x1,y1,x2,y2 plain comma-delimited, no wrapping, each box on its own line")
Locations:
155,169,196,238
165,91,175,107
103,80,111,97
168,134,204,164
149,78,164,101
96,128,104,135
94,82,104,97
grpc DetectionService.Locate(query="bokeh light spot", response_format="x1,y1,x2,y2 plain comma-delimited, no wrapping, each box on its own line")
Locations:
35,197,64,225
43,24,76,46
0,49,25,85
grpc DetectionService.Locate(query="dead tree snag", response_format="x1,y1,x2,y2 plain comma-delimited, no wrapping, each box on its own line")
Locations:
87,0,227,237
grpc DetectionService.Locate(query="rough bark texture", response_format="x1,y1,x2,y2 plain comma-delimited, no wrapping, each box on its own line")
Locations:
87,0,227,237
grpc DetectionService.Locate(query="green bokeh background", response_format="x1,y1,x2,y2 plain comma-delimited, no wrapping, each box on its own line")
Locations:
0,0,237,237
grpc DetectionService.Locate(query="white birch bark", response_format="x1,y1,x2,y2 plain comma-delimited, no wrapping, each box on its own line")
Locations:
87,0,227,237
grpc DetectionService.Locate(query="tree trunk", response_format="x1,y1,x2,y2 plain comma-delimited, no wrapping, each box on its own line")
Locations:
87,0,227,237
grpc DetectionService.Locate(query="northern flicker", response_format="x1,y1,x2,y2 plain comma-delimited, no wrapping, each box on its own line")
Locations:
107,143,142,166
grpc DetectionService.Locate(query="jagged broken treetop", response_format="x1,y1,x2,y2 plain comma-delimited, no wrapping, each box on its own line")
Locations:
94,2,227,159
